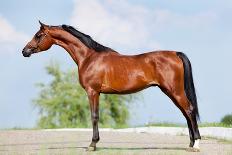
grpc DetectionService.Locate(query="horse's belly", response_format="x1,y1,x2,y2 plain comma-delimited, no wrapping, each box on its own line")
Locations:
101,84,155,94
101,74,158,94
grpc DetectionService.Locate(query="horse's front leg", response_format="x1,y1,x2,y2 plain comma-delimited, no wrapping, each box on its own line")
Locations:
86,88,100,151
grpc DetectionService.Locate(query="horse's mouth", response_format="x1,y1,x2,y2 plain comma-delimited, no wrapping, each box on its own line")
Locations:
22,48,37,57
22,51,31,57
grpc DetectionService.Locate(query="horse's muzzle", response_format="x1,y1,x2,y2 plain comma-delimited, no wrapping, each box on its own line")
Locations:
22,48,32,57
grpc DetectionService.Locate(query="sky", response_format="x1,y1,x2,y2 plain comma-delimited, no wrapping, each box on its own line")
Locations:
0,0,232,128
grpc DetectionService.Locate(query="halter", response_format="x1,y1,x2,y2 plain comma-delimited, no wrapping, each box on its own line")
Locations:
28,31,49,52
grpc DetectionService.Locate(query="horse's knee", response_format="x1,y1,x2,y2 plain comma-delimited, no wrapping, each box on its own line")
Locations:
184,105,195,117
91,113,99,126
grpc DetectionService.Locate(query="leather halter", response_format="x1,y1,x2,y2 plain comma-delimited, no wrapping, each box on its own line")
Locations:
28,31,49,52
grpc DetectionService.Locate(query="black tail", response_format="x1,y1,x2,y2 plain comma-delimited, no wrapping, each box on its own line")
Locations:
177,52,200,121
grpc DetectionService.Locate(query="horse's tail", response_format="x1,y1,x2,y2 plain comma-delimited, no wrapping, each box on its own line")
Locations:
177,52,200,121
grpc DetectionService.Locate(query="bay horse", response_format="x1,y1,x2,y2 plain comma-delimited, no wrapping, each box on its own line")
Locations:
22,21,201,152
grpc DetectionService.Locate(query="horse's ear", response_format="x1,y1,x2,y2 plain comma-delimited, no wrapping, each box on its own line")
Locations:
39,20,48,30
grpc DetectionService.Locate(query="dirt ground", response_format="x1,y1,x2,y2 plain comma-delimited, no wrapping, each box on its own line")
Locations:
0,130,231,155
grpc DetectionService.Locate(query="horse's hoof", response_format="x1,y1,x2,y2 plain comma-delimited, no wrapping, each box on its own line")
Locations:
86,146,96,151
186,147,200,152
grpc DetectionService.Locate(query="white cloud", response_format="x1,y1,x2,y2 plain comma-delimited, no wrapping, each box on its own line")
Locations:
70,0,161,54
70,0,217,54
0,15,29,56
0,15,29,43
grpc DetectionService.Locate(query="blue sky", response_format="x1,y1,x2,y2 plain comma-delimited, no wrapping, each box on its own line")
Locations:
0,0,232,128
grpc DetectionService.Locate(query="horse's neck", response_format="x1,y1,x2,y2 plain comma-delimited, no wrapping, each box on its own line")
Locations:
52,31,93,66
63,42,92,66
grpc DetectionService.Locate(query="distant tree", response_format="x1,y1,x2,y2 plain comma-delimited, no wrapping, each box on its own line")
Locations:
33,63,137,128
221,113,232,126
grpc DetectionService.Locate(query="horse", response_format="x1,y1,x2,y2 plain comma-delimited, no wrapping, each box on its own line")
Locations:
22,21,201,152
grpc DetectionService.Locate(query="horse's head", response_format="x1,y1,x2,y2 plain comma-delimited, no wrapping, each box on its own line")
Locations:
22,21,54,57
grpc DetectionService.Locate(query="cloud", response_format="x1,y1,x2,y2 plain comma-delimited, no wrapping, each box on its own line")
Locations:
0,15,29,55
70,0,217,54
0,15,29,44
70,0,161,54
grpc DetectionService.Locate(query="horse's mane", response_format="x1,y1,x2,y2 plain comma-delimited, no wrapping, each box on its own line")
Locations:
62,25,112,52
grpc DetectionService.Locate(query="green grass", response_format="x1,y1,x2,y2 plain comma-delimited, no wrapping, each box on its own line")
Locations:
199,122,232,128
145,122,186,127
0,126,40,130
146,122,232,128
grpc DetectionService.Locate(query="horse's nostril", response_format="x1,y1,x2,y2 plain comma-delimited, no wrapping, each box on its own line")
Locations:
22,48,31,57
22,49,26,55
23,52,31,57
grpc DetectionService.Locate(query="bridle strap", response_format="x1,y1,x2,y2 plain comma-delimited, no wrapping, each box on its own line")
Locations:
36,32,48,51
28,31,49,52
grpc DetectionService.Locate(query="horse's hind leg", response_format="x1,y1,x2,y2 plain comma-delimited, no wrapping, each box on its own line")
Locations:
159,86,200,151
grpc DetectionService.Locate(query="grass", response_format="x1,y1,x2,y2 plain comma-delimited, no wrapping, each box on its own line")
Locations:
145,122,186,127
146,122,232,128
0,126,40,130
199,122,232,128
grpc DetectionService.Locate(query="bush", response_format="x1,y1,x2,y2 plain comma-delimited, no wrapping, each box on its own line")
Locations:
221,114,232,126
34,63,138,128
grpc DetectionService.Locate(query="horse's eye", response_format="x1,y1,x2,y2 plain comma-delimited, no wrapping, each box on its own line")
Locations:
35,33,42,39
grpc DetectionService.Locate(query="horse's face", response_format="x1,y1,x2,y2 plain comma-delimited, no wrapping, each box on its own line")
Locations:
22,21,53,57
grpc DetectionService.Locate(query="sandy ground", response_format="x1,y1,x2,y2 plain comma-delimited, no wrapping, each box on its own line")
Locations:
0,130,231,155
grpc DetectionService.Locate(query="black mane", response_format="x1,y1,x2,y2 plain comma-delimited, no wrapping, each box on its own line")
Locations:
62,25,112,52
